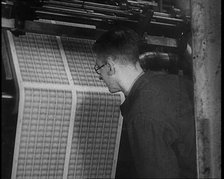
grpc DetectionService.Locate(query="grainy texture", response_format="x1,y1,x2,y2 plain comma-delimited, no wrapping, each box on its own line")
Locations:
191,0,221,178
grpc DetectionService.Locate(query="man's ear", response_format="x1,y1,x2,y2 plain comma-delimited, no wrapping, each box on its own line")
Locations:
107,57,116,75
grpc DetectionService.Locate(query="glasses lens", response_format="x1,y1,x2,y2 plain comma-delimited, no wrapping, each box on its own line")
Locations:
94,64,106,75
94,64,100,74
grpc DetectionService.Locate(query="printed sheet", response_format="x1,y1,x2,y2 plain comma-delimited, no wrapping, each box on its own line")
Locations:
7,31,123,179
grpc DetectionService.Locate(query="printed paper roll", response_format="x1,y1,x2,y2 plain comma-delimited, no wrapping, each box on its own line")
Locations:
8,31,123,179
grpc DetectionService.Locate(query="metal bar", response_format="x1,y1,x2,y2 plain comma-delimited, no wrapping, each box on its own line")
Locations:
7,30,25,179
191,0,221,178
127,0,158,6
36,10,138,25
153,15,183,23
8,19,106,39
2,92,14,99
46,0,120,10
36,6,130,21
36,12,103,27
154,11,174,17
43,0,131,16
144,35,177,47
1,29,13,80
150,21,176,27
139,51,177,59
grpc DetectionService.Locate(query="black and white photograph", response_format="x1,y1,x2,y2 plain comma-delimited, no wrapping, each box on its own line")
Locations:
1,0,221,178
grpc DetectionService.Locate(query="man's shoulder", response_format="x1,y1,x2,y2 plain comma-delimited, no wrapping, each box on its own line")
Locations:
137,71,171,94
134,72,180,103
141,71,193,92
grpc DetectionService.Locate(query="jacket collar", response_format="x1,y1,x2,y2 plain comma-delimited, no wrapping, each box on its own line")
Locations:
120,70,150,117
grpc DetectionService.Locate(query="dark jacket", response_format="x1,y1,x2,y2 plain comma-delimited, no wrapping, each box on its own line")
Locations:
120,70,197,178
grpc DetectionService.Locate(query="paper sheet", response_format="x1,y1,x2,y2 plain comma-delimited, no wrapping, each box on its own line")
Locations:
8,31,123,179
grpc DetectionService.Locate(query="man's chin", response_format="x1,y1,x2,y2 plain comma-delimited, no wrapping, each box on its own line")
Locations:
108,88,120,94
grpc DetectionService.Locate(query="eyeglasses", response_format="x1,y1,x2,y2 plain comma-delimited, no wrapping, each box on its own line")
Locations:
94,64,107,74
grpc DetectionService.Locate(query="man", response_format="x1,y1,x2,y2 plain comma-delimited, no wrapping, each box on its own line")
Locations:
92,26,197,178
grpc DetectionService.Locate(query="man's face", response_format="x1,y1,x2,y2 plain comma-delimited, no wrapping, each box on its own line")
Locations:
95,57,121,93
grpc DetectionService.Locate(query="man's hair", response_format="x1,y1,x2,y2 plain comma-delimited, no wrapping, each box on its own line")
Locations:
92,26,140,64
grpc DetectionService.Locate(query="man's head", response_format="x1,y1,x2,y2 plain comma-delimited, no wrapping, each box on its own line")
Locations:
93,26,143,94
